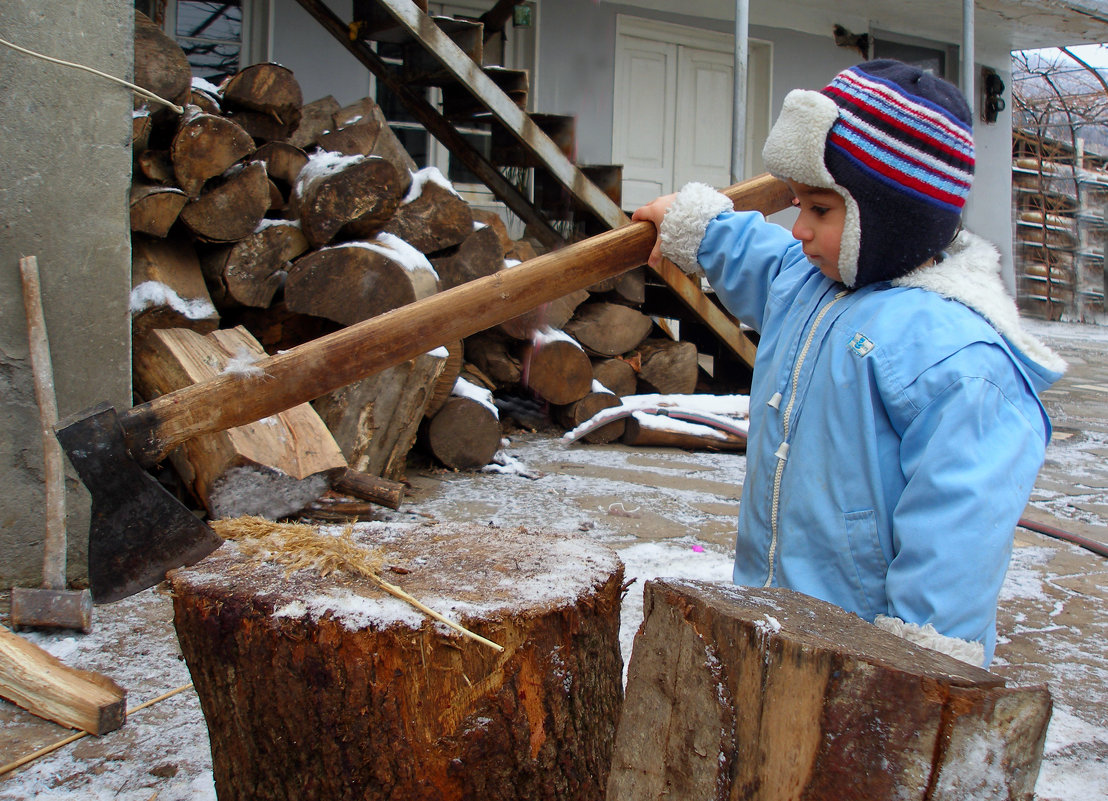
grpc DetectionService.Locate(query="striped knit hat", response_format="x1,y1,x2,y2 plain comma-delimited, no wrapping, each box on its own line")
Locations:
762,60,975,287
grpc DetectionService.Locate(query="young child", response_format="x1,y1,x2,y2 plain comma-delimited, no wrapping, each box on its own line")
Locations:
633,59,1066,667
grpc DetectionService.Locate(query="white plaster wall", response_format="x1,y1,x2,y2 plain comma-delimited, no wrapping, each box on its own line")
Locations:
271,0,374,106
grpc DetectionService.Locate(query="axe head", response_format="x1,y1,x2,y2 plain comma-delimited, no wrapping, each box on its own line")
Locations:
54,402,223,603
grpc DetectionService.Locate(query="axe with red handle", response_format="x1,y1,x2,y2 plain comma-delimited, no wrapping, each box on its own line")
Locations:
54,174,792,603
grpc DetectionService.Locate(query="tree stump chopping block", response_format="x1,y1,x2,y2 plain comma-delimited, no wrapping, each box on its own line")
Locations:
169,522,625,801
607,579,1052,801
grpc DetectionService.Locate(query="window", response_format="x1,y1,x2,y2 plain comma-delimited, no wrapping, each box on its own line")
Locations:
872,31,958,83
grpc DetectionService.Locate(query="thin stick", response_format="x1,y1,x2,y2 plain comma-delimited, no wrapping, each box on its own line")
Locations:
367,573,504,652
0,684,194,778
0,37,184,113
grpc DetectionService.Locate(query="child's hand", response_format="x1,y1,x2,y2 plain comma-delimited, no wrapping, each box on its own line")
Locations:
632,193,677,269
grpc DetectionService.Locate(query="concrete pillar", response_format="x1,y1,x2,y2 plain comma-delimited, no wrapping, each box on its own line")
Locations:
0,1,133,587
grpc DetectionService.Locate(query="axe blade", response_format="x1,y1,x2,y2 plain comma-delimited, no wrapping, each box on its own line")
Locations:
55,402,223,603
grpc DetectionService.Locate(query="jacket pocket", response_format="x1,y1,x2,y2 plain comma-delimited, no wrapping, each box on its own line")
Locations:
843,509,888,620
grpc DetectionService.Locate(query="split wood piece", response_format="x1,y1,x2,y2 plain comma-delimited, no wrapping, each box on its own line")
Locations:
313,348,447,480
284,240,439,326
506,238,539,263
220,62,303,133
289,94,341,150
424,340,463,418
0,625,126,735
250,141,309,205
565,301,654,357
381,176,474,254
170,110,256,199
169,522,624,801
129,182,187,238
133,10,191,112
131,236,219,343
135,149,176,186
291,154,404,247
189,85,221,115
429,224,505,291
332,97,419,178
225,109,294,144
592,357,638,398
555,391,624,444
231,300,341,356
621,412,746,452
464,331,523,388
634,338,699,396
471,207,513,253
422,393,502,470
498,287,589,341
331,467,403,510
132,111,152,153
132,326,346,520
610,268,647,305
179,161,271,243
523,329,593,406
201,220,309,309
607,580,1051,801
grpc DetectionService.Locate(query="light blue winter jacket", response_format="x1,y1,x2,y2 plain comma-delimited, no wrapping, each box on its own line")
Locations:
660,189,1066,666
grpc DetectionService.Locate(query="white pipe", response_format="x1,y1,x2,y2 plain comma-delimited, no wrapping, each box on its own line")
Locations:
731,0,750,183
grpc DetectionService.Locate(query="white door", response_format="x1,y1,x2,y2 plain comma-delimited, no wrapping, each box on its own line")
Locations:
613,17,771,211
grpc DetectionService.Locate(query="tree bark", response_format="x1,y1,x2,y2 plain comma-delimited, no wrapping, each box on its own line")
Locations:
556,391,624,444
621,414,746,452
285,241,439,326
132,326,346,519
423,393,502,470
424,340,463,418
634,338,699,395
169,522,624,801
179,161,271,243
312,348,447,480
608,580,1051,801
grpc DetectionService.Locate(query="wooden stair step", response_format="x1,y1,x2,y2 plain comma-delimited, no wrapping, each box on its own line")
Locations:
350,0,428,40
532,164,623,214
490,113,575,168
398,17,485,83
440,66,529,119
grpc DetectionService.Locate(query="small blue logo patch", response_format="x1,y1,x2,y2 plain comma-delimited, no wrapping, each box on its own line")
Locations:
848,332,875,357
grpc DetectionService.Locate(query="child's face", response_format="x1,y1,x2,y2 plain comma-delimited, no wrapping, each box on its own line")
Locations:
787,181,847,283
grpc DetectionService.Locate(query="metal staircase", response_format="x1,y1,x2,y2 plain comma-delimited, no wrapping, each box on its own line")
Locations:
293,0,760,368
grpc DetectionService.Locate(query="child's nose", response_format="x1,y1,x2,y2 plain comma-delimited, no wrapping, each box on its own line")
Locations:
792,218,811,241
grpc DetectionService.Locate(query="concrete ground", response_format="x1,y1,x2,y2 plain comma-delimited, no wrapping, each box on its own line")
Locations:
0,318,1106,799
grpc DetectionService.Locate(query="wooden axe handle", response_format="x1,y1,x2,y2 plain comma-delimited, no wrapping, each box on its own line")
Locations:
122,174,792,465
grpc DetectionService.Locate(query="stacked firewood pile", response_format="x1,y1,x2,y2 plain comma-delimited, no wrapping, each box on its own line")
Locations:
128,12,734,522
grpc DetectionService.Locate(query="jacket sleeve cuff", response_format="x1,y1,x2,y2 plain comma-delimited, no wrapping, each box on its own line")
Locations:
659,182,734,273
874,614,986,668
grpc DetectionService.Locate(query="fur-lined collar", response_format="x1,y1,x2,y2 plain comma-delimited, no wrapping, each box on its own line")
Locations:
893,231,1067,373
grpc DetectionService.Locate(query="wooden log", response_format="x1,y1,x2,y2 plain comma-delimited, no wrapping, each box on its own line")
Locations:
285,237,439,326
565,302,654,357
251,141,309,205
555,389,624,444
133,10,191,111
129,181,188,238
170,110,256,199
312,348,447,480
634,338,699,396
136,148,177,186
607,580,1051,801
332,466,403,510
499,287,589,341
506,238,539,263
464,331,523,388
132,110,153,154
290,95,342,150
621,412,746,451
334,97,419,177
231,300,341,355
523,328,593,406
179,161,271,243
424,340,463,418
220,62,303,134
592,357,638,397
315,123,378,158
169,521,624,801
429,224,506,291
131,236,219,342
201,220,309,309
291,153,404,247
0,625,126,735
381,169,474,254
132,326,347,520
423,385,502,470
471,207,514,253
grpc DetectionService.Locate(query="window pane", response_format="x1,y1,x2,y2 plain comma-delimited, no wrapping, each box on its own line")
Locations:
175,1,242,42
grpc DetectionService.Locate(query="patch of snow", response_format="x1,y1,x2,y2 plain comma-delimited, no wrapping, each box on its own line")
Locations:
129,281,216,320
402,166,460,204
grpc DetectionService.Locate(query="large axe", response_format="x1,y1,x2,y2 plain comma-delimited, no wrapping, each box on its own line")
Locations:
55,175,791,603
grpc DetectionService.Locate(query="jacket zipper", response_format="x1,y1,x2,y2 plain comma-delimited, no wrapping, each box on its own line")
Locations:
763,289,849,587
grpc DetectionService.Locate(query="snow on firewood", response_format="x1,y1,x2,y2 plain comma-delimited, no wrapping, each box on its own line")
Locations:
129,280,217,320
402,165,460,204
452,376,498,417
